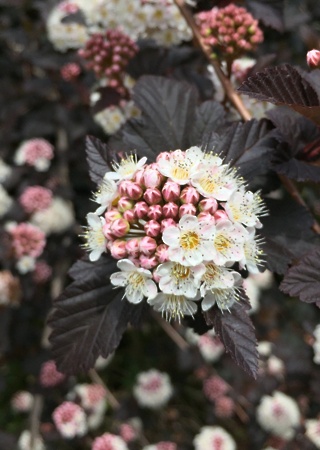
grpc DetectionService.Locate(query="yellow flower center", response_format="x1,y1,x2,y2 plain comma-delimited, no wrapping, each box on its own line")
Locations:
180,231,200,250
198,175,216,194
128,272,145,288
203,263,218,282
215,234,231,252
171,164,190,181
172,264,190,279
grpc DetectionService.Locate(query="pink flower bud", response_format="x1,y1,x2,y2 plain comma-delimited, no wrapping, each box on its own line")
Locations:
162,202,179,219
144,188,162,205
102,223,114,240
179,203,196,217
180,186,200,205
214,210,229,221
156,244,169,263
198,212,215,223
123,209,136,223
139,236,157,255
110,239,127,259
144,220,161,237
147,204,162,221
199,198,218,214
134,169,144,184
143,166,163,188
160,218,177,232
104,209,122,222
117,197,134,213
307,49,320,68
110,218,130,237
214,396,235,418
118,180,131,196
125,238,140,257
156,151,171,162
125,182,143,200
139,254,158,269
134,201,149,219
162,181,180,202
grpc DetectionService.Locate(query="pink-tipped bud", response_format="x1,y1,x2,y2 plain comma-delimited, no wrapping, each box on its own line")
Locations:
125,238,140,257
307,49,320,68
102,223,114,240
118,180,131,196
143,166,163,189
123,209,136,223
214,210,229,221
162,181,180,202
144,188,162,205
156,244,169,263
110,218,130,237
117,197,134,213
180,186,200,205
162,202,179,219
139,254,158,269
160,218,177,232
139,236,157,256
199,198,218,214
147,204,162,221
134,169,144,184
144,220,161,237
198,212,215,224
156,151,171,162
179,203,196,217
125,182,143,200
110,240,127,259
104,210,122,222
134,201,149,219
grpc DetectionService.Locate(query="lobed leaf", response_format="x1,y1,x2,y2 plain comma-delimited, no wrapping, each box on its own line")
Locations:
280,248,320,303
204,298,258,379
85,135,113,185
238,64,320,125
246,0,285,32
48,257,145,375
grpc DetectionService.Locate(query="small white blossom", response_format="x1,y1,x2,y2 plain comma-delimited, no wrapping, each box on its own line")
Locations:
211,220,247,266
107,154,147,181
197,330,225,363
94,106,126,135
313,324,320,364
83,213,107,262
305,419,320,448
31,197,74,235
16,256,36,274
257,341,272,357
133,369,173,409
222,188,267,228
256,391,301,440
53,401,87,439
0,157,12,182
238,227,264,274
157,147,202,185
191,163,239,201
155,261,205,297
110,259,157,303
0,185,13,217
93,176,118,215
162,214,216,267
243,276,260,314
193,426,236,450
148,292,200,322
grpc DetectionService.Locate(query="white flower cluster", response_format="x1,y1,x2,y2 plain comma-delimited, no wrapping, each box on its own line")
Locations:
244,269,273,315
256,391,301,440
17,431,46,450
305,418,320,448
133,369,173,409
185,328,224,363
0,185,13,218
47,0,192,51
0,157,12,182
257,341,285,378
313,324,320,364
31,197,74,235
84,147,266,321
193,426,236,450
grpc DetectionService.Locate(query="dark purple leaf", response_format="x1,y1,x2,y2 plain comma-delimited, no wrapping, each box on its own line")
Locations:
246,0,285,32
204,298,258,378
122,76,198,157
191,100,226,145
213,119,276,182
48,257,145,374
86,135,122,185
275,158,320,183
91,87,122,115
238,64,320,125
262,236,294,274
280,248,320,303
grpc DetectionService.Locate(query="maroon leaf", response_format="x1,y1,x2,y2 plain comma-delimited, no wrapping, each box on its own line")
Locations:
48,257,145,374
238,64,320,125
247,0,285,32
204,298,259,378
280,248,320,303
85,135,122,185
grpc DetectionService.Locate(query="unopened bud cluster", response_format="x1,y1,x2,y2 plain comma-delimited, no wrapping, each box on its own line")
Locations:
83,146,267,321
79,29,138,95
196,4,263,58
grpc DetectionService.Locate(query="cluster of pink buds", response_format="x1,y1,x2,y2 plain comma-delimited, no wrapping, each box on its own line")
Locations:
39,360,66,388
196,4,263,58
307,49,320,68
60,62,81,81
78,29,138,96
14,138,54,172
9,222,46,259
19,186,53,214
83,146,267,321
